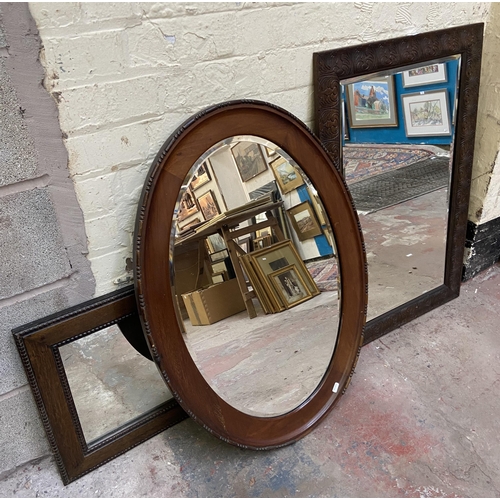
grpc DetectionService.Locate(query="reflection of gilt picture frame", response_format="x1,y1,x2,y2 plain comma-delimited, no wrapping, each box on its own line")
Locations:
197,190,220,220
249,240,320,297
269,264,312,308
177,188,199,222
307,186,327,226
401,89,451,137
346,76,398,128
231,141,268,182
287,201,322,241
189,160,211,191
270,156,304,194
402,63,447,88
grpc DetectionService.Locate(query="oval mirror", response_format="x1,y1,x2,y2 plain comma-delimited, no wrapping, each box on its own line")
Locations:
134,100,367,448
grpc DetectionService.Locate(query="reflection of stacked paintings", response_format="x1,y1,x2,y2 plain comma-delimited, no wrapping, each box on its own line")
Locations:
239,240,320,313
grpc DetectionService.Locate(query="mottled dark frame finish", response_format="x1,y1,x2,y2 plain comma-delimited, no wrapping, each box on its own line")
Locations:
12,285,187,485
314,24,484,344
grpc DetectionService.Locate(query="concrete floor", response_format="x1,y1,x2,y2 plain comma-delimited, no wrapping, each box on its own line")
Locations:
1,262,499,497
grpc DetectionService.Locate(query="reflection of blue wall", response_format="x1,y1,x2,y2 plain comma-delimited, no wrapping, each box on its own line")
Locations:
346,59,458,145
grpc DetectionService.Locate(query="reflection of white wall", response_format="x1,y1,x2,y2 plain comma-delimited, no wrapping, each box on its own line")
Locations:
28,2,491,293
209,146,246,211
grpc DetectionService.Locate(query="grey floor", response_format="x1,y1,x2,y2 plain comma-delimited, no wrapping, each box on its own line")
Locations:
1,262,500,497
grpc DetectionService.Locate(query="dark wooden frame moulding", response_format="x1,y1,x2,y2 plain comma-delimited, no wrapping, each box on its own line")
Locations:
313,23,484,344
134,99,368,450
12,285,187,485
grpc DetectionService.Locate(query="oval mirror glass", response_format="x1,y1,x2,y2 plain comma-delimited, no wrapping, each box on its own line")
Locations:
173,135,340,417
134,101,367,449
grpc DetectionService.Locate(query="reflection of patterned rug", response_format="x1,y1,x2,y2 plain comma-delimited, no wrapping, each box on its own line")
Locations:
349,156,450,214
343,144,442,183
306,258,338,292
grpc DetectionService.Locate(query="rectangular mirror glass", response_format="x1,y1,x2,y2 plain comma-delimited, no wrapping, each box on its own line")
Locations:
340,56,460,320
60,323,172,444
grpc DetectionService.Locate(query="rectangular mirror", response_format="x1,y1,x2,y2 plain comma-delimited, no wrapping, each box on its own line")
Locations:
314,24,484,342
13,286,187,484
340,56,459,321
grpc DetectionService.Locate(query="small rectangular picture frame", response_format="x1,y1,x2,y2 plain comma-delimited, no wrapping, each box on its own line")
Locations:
197,190,221,220
177,187,200,222
401,89,451,137
270,156,304,194
402,62,447,88
231,141,268,182
249,240,320,298
12,286,187,485
269,264,312,308
345,75,398,128
287,201,323,241
189,160,212,191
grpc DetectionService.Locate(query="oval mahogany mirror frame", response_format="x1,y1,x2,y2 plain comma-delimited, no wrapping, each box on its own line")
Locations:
134,100,367,449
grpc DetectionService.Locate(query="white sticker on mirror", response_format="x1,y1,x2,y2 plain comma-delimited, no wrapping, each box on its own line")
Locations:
332,382,339,393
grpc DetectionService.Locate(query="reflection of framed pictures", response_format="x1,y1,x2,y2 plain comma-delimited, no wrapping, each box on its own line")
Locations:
197,190,220,220
402,63,447,88
189,160,211,191
401,89,451,137
177,188,199,222
270,156,304,194
287,201,322,241
345,76,398,128
231,141,268,182
249,240,320,297
270,264,312,308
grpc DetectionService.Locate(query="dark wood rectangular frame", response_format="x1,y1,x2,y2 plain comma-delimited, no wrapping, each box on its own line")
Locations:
12,285,187,485
313,24,484,344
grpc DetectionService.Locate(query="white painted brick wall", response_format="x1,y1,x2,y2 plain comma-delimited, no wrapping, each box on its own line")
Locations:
29,2,492,294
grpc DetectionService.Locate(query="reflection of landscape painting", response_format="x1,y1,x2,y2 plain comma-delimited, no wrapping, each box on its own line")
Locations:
352,80,391,119
190,161,211,190
231,142,268,182
346,76,397,128
402,63,447,87
287,202,322,241
409,65,439,77
409,99,443,127
402,90,451,137
294,209,315,232
270,157,304,193
197,190,220,220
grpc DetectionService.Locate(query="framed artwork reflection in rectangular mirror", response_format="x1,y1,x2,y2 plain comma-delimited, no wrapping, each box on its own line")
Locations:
13,285,187,485
313,24,484,344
